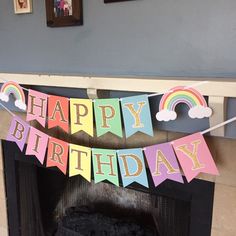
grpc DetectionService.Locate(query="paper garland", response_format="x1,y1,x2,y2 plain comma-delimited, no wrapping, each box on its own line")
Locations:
6,116,219,188
21,86,211,138
0,81,218,188
0,81,213,138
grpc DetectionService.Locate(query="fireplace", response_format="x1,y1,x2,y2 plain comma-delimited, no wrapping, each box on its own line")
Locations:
2,140,214,236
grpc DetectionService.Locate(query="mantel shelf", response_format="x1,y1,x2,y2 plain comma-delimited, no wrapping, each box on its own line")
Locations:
1,73,236,97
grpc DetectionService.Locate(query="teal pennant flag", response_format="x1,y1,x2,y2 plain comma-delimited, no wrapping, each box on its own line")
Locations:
121,95,153,138
94,98,123,137
92,148,119,186
117,148,149,188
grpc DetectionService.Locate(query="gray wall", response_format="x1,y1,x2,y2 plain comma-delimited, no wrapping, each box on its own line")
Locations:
1,0,236,76
1,0,236,137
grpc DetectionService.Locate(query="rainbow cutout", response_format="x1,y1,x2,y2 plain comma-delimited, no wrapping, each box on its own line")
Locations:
0,81,27,111
156,86,212,121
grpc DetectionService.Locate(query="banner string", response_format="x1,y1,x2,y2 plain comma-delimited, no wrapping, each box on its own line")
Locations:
147,81,209,98
0,102,15,117
201,116,236,135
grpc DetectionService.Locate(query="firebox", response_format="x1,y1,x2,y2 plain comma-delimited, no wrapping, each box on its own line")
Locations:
2,141,214,236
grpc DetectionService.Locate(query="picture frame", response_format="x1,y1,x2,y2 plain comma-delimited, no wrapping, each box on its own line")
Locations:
13,0,32,14
45,0,83,27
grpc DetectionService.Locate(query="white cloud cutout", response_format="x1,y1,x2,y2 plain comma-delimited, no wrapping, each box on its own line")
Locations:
0,93,9,102
188,105,212,119
15,100,27,111
156,109,177,122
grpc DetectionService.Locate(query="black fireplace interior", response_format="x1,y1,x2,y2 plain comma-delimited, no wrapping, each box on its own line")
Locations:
2,141,215,236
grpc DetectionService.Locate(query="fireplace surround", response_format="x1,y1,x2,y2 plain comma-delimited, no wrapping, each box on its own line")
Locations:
2,140,214,236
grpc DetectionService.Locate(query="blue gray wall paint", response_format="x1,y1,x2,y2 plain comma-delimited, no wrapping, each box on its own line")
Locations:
1,0,236,77
1,0,236,137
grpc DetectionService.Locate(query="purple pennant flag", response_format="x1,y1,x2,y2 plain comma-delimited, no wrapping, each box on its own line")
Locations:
7,116,30,151
144,143,183,187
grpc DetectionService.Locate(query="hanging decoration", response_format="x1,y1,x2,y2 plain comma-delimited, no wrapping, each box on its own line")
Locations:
156,86,212,121
0,81,27,111
69,144,91,181
121,95,153,137
92,148,119,186
46,136,69,175
94,98,123,137
70,98,94,136
7,116,30,151
172,132,219,182
27,89,48,127
0,79,225,189
144,143,184,187
117,148,149,188
26,127,49,165
48,95,69,133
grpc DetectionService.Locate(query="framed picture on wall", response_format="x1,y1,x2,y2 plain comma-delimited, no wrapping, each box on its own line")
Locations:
13,0,32,14
45,0,83,27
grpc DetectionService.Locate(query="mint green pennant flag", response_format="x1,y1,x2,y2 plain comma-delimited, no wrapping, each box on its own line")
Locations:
94,98,123,137
92,148,119,186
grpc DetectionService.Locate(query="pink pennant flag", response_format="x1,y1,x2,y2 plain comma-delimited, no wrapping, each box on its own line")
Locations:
27,89,48,127
172,132,219,182
48,95,69,133
26,127,49,165
46,137,68,175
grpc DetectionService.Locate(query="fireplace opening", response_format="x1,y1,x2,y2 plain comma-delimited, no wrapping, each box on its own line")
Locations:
2,141,215,236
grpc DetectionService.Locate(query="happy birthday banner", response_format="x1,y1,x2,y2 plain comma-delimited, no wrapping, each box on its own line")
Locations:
0,80,220,188
0,81,213,138
6,115,219,187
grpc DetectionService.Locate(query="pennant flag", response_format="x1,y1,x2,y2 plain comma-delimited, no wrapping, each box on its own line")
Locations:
7,116,30,151
144,143,183,187
172,132,219,182
70,98,93,136
69,144,91,182
27,89,48,127
121,95,153,138
117,148,149,188
92,148,119,186
46,137,68,175
26,127,49,164
94,98,122,137
48,95,69,132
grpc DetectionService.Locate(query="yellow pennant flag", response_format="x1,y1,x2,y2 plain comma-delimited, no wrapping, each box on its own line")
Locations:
70,98,94,136
69,144,91,181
